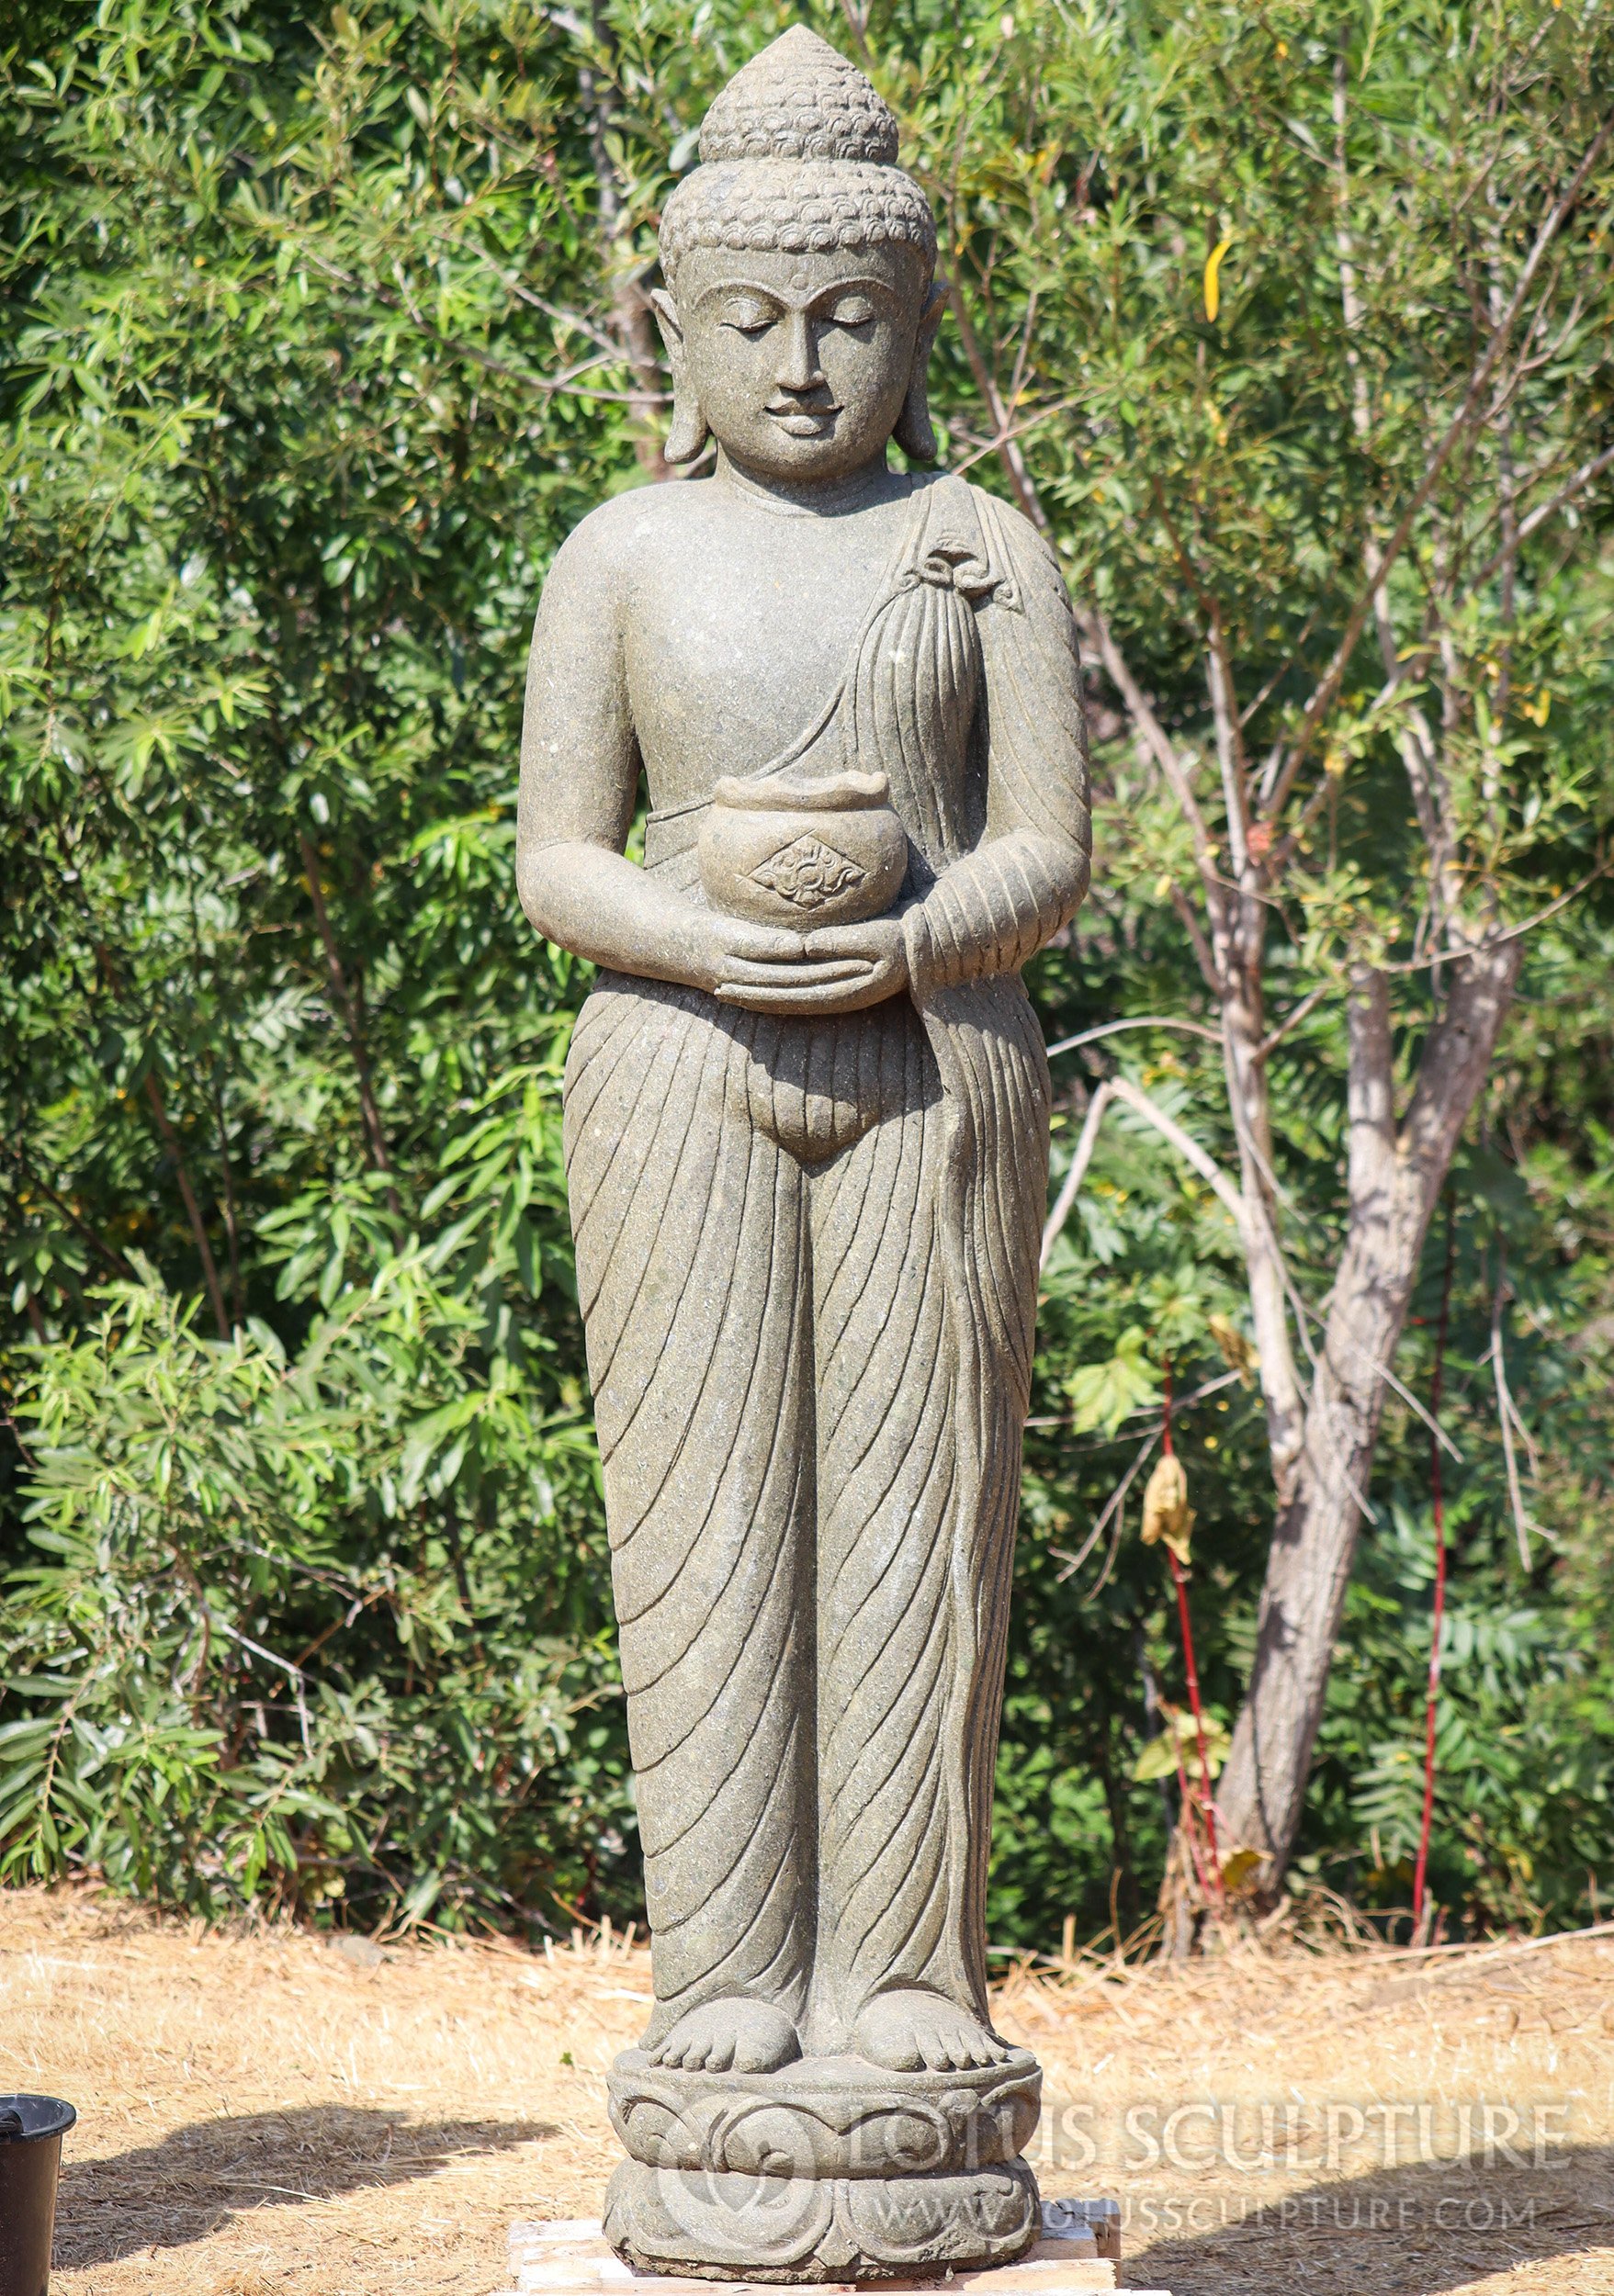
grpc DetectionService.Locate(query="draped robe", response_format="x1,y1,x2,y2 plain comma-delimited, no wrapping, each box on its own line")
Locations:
562,473,1090,2058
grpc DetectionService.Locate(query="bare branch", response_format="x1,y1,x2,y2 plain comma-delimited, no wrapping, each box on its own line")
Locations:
1072,602,1222,895
1049,1371,1244,1587
1491,1263,1536,1568
143,1073,230,1340
1107,1077,1252,1244
949,281,1050,532
1242,612,1321,733
1168,880,1223,994
6,1146,137,1279
299,832,401,1213
1040,1082,1114,1270
1254,981,1332,1064
1030,1367,1243,1435
1373,856,1610,973
1146,490,1256,865
1264,107,1614,824
1046,1015,1222,1059
1466,439,1614,596
1337,1335,1464,1463
1008,285,1040,407
948,395,1080,478
1055,1429,1156,1585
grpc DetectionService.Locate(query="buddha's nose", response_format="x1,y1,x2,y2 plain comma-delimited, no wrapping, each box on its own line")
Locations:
775,310,826,394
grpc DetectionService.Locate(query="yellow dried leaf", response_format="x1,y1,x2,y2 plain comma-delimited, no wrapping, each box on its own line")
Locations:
1203,235,1234,322
1220,1845,1263,1894
1141,1451,1194,1563
1207,1311,1258,1387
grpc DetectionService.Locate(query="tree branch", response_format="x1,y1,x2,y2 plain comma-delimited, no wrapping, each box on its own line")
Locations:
1107,1076,1253,1245
1168,880,1223,995
948,280,1049,531
1264,107,1614,824
949,394,1080,479
1491,1258,1536,1568
1046,1015,1222,1059
1466,438,1614,596
143,1073,230,1339
1073,602,1222,896
299,832,401,1213
1040,1081,1113,1270
1254,982,1332,1064
6,1146,137,1280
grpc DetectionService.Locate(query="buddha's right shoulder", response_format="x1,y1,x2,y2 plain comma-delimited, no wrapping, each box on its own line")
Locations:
542,482,704,598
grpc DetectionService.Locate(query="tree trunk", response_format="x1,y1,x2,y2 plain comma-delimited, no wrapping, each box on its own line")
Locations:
1216,890,1306,1502
1219,941,1521,1891
581,14,670,483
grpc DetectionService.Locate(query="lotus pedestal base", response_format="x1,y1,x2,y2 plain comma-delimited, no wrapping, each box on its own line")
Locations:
601,2049,1045,2282
604,2157,1039,2284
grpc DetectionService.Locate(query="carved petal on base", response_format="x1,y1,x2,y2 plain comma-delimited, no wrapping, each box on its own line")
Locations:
604,2157,1040,2283
608,2049,1040,2180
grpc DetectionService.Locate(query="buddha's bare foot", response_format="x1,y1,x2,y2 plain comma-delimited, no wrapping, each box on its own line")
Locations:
852,1988,1010,2073
647,1998,801,2073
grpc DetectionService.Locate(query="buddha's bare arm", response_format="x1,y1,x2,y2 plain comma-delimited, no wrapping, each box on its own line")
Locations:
516,524,875,1002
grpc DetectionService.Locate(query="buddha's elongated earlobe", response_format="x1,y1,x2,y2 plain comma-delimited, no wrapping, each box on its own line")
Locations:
664,387,710,466
893,279,948,463
651,287,710,466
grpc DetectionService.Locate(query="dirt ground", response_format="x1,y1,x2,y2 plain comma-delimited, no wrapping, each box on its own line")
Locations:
3,1887,1611,2296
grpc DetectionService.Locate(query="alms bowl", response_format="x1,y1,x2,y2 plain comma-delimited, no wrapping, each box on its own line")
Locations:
698,771,908,931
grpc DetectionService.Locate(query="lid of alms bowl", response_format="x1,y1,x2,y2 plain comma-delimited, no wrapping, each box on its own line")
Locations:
710,770,893,815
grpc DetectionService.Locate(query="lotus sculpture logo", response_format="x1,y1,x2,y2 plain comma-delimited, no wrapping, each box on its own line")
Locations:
749,833,868,911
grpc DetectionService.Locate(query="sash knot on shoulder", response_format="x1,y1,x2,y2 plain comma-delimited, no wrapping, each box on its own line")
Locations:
908,535,996,599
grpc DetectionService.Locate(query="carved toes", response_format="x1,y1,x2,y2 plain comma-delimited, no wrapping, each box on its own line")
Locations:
646,1997,801,2074
852,1988,1010,2073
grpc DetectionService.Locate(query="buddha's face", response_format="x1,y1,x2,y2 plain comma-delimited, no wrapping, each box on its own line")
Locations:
656,243,936,485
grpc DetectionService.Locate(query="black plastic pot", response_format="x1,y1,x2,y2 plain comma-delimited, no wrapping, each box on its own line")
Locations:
0,2097,75,2296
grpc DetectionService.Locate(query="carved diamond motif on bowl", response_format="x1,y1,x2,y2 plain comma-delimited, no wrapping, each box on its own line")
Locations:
749,833,868,911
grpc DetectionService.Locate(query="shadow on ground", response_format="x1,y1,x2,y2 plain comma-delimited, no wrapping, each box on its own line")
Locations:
1120,2141,1614,2294
55,2105,552,2267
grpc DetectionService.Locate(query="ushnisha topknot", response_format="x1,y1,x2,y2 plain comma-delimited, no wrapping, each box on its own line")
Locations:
697,23,899,163
660,26,936,287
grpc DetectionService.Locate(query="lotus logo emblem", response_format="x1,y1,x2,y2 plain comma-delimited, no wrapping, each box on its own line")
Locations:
749,834,868,911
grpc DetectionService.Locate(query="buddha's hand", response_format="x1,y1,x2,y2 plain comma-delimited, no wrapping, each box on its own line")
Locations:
711,916,909,1017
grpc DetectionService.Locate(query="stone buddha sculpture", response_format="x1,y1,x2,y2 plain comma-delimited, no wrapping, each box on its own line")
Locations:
516,27,1090,2282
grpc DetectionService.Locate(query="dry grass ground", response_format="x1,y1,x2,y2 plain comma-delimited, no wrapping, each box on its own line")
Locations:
2,1885,1611,2296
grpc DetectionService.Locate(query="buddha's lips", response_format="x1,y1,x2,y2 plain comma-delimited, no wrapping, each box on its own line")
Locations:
767,401,841,433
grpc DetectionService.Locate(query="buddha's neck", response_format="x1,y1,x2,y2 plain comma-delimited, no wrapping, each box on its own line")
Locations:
713,447,900,519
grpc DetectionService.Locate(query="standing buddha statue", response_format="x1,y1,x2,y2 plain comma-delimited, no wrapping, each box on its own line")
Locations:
516,27,1090,2282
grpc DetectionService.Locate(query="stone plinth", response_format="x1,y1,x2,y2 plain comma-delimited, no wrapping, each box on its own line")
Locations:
607,2048,1042,2181
504,2200,1169,2296
604,2046,1044,2279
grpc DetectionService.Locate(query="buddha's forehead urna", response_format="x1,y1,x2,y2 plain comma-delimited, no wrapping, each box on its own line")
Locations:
659,26,937,291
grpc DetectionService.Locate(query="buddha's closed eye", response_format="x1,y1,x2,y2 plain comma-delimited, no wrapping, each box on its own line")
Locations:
716,289,881,335
719,295,779,334
821,292,876,328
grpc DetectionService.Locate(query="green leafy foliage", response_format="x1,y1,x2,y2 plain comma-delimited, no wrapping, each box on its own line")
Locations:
3,0,1611,1943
